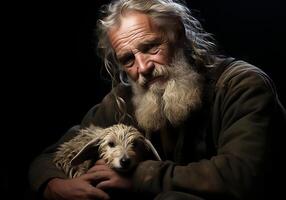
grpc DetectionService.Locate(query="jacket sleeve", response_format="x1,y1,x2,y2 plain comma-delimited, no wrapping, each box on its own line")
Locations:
28,102,107,193
28,85,126,193
28,125,81,192
132,61,286,199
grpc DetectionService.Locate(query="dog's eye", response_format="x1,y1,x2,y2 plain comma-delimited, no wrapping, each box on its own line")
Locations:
108,141,115,148
132,140,138,148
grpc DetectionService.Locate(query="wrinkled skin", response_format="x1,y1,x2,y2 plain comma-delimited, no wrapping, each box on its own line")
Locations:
108,11,172,86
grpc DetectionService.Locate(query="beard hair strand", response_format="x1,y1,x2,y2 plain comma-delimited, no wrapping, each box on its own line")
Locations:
131,51,203,132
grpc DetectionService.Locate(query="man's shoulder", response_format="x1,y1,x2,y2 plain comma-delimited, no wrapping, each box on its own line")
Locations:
112,83,133,98
215,59,275,91
81,83,134,128
99,83,133,104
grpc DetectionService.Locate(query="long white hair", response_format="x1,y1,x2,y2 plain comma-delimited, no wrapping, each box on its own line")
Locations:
96,0,217,123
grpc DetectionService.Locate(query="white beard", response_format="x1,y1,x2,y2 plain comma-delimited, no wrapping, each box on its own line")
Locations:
131,51,204,132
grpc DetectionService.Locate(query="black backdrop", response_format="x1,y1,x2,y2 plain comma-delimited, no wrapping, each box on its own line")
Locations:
3,0,285,198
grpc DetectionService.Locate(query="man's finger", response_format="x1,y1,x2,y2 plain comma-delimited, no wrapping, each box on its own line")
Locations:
84,171,113,182
95,159,106,165
96,180,113,190
87,163,110,173
88,187,110,200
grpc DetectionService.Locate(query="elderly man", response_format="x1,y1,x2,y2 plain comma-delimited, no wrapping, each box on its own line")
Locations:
29,0,286,200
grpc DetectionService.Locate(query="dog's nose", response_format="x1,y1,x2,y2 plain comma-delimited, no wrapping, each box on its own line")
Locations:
120,157,131,168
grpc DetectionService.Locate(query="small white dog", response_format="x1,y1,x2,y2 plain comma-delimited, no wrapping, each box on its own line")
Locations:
53,123,161,178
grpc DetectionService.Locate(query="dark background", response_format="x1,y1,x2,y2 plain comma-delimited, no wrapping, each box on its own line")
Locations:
3,0,285,198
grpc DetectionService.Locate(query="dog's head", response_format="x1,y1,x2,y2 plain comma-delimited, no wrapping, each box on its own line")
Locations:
71,124,160,172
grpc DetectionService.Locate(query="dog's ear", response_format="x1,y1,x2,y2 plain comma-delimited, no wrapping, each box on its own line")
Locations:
70,137,100,166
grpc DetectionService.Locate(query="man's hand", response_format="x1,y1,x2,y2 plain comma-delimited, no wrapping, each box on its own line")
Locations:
87,159,133,191
43,160,132,200
43,175,110,200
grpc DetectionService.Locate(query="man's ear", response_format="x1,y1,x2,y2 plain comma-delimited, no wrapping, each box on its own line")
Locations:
70,137,100,166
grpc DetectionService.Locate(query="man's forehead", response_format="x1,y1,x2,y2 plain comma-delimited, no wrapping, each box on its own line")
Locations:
111,11,155,31
107,11,160,51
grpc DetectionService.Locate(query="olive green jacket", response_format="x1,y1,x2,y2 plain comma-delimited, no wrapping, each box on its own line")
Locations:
29,58,286,199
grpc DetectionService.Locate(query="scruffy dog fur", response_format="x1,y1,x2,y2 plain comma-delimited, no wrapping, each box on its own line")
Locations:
53,124,160,178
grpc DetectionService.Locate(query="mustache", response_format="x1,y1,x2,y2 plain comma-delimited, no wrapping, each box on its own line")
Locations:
137,65,169,87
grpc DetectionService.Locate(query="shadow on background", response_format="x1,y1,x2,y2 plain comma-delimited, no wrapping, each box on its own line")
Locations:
2,0,285,198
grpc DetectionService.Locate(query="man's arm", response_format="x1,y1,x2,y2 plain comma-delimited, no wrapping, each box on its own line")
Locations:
28,85,128,197
28,125,81,192
28,104,114,200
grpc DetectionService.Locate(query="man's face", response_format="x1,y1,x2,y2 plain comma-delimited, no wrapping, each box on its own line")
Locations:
108,11,173,89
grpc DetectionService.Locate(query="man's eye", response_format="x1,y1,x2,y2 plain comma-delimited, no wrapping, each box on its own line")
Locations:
142,43,160,54
119,55,134,67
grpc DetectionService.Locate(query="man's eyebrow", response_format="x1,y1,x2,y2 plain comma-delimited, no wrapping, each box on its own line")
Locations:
116,37,163,60
138,37,162,47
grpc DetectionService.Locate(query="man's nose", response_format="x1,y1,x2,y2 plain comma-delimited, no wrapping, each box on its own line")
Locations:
136,53,154,75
